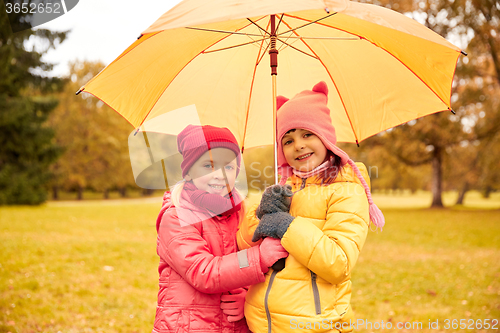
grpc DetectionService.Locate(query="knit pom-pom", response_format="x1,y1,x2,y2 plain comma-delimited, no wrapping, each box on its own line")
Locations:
277,96,289,110
369,203,385,231
312,81,328,96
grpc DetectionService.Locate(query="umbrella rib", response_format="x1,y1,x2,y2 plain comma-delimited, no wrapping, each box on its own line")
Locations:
275,14,284,32
280,19,360,144
277,12,337,36
137,22,258,128
276,37,318,59
282,36,359,40
241,36,268,151
257,42,271,65
247,18,270,36
185,26,263,37
276,17,296,51
282,14,454,109
203,38,269,53
242,18,273,149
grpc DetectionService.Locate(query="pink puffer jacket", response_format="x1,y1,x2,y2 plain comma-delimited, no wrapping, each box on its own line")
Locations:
153,191,265,333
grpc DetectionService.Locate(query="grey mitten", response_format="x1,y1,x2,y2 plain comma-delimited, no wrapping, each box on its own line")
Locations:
252,212,295,242
255,184,294,219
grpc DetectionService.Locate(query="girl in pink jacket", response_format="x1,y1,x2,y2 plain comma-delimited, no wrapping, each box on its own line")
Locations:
153,124,288,333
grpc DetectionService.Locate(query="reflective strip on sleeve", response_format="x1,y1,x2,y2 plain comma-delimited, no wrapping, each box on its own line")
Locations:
237,249,250,268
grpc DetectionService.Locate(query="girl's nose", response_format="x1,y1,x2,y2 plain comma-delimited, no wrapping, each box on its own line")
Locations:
294,139,305,150
212,167,224,178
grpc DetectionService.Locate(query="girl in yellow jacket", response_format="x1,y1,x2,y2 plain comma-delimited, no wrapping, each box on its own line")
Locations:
237,81,385,333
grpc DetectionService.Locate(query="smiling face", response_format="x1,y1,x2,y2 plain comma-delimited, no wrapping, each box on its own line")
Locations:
281,128,328,172
185,148,238,196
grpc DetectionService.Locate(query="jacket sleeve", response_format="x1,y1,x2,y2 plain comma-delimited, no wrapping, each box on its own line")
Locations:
236,203,263,250
158,209,265,294
281,182,369,285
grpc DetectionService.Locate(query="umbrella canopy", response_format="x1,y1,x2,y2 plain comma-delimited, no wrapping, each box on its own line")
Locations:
80,0,463,150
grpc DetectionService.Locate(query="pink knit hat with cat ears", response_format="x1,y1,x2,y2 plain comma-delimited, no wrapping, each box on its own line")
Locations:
276,81,385,230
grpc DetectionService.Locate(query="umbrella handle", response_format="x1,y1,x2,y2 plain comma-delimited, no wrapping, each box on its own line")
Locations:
272,75,278,185
270,15,279,185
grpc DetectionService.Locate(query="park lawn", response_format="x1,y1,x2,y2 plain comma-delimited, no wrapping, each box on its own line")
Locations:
0,194,499,333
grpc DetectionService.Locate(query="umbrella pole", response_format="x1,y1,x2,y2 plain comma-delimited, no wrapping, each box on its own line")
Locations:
272,75,278,185
140,128,169,190
270,14,279,185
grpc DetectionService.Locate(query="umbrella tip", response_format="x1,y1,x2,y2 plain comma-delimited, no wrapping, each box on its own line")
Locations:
449,108,456,114
461,50,468,56
137,34,143,40
134,127,141,136
75,87,84,95
325,7,330,13
356,140,360,148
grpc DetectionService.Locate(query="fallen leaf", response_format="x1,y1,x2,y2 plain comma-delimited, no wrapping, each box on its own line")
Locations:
426,289,437,296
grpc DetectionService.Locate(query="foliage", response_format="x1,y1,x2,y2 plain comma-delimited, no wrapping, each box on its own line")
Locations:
48,61,137,199
0,1,66,205
243,146,275,192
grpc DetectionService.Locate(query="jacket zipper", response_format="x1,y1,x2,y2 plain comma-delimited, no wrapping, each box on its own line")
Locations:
300,178,321,315
311,271,321,315
262,178,308,332
300,178,307,191
264,270,278,333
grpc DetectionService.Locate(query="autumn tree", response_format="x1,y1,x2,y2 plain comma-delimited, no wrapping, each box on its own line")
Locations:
0,3,66,204
48,61,136,199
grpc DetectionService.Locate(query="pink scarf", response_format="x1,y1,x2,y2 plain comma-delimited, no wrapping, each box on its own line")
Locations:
280,158,385,230
182,181,242,217
292,158,334,179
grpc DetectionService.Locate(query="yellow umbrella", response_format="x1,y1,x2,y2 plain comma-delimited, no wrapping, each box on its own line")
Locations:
79,0,463,178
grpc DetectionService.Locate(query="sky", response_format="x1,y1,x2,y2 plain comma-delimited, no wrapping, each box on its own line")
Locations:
35,0,183,77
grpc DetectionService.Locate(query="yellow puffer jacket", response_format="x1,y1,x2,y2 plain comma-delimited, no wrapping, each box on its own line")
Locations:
237,163,370,333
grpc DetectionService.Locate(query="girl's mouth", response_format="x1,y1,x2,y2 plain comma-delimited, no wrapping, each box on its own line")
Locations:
209,184,226,191
296,153,313,161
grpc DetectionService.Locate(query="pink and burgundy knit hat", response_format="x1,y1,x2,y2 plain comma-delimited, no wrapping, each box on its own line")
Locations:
276,81,385,229
177,124,241,178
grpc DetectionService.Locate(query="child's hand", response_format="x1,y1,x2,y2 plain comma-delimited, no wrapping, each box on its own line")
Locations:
258,237,289,272
220,288,247,322
256,184,294,219
252,212,295,242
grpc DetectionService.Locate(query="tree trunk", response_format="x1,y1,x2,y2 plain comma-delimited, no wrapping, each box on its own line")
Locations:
142,189,154,196
103,189,109,199
52,185,59,200
430,146,444,208
456,181,469,205
77,186,83,200
119,187,127,198
482,186,492,199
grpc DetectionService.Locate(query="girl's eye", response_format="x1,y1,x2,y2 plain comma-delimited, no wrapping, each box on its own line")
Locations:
283,139,292,145
203,164,213,169
304,133,312,138
225,165,235,171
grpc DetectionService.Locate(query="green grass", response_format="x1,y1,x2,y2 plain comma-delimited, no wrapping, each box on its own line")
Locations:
352,208,500,332
1,193,499,332
0,202,161,333
373,190,500,209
